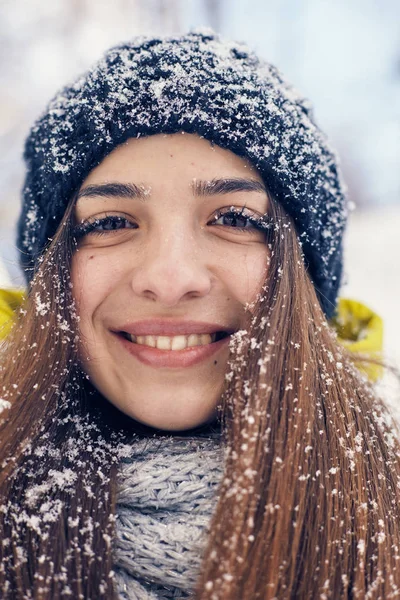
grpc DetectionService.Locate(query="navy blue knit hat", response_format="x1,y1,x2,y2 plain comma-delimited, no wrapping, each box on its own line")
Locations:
17,29,348,320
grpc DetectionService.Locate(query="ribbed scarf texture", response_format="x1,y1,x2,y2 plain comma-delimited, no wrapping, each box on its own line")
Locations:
113,428,225,599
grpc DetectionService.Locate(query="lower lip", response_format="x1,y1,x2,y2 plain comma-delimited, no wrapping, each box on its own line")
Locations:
113,333,231,368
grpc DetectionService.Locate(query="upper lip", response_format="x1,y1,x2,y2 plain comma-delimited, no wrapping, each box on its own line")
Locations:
113,320,236,336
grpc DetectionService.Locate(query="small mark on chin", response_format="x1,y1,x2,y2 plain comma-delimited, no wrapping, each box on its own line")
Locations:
214,360,218,365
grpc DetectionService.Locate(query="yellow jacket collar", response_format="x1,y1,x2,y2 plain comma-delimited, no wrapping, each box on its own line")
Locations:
0,288,25,340
329,297,383,382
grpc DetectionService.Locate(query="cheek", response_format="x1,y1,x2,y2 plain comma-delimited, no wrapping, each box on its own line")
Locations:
70,253,93,314
70,251,117,323
70,252,122,367
227,246,269,306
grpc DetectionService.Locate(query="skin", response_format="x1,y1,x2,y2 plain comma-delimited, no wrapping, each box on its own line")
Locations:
71,133,270,431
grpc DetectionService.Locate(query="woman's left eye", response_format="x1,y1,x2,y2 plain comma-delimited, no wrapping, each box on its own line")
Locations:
209,208,267,233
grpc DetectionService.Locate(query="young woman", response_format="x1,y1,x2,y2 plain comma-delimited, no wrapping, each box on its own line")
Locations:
0,30,397,599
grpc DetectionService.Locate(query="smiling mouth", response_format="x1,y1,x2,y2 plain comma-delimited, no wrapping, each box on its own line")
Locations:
119,331,230,351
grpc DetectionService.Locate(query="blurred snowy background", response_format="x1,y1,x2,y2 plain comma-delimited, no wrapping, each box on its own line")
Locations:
0,0,399,369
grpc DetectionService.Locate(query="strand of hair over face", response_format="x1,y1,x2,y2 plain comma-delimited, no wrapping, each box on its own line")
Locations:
0,198,131,599
194,198,400,600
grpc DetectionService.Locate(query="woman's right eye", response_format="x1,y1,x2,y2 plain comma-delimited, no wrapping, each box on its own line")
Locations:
73,215,138,239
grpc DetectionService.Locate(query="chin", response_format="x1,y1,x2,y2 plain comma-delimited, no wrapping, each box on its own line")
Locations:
134,415,214,433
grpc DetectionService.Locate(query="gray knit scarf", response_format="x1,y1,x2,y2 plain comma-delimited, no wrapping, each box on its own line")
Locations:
113,428,225,599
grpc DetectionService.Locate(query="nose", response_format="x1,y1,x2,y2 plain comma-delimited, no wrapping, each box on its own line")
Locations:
129,228,212,306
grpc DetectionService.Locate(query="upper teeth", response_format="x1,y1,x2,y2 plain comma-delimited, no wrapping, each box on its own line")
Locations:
125,333,217,350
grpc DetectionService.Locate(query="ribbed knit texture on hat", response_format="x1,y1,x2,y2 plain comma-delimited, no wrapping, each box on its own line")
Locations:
113,430,224,599
18,28,349,319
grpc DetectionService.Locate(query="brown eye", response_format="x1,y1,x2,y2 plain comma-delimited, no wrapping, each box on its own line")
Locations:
209,208,268,233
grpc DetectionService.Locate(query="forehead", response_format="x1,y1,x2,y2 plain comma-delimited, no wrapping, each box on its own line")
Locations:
80,133,264,188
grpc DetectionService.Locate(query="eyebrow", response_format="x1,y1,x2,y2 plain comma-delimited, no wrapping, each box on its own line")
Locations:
192,178,267,196
76,178,267,202
77,182,148,201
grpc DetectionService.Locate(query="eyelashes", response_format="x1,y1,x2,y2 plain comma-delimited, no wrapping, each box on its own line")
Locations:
210,207,271,233
72,207,273,240
73,215,137,238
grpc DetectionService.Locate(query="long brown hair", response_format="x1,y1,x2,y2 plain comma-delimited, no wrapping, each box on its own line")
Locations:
1,192,400,599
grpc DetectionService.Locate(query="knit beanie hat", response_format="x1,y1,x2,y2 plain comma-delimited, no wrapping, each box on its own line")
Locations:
17,29,349,320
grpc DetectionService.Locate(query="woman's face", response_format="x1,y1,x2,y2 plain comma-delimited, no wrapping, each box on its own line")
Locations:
71,133,270,431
